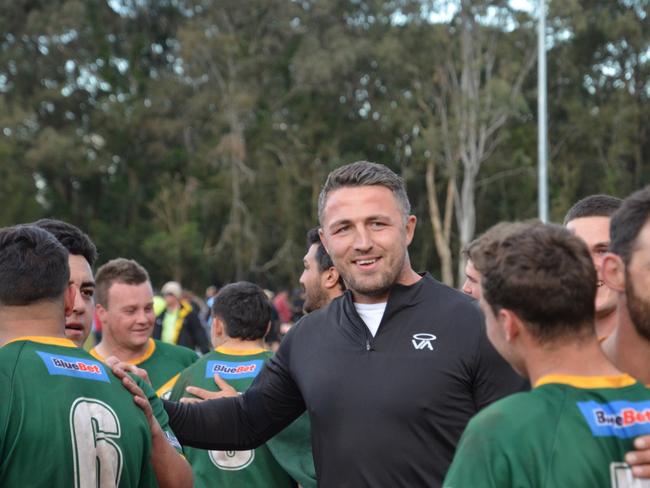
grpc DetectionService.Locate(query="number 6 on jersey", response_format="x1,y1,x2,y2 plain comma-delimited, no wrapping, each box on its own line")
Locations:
70,398,124,488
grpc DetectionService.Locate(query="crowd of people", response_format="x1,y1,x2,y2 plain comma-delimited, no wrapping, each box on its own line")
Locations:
1,160,650,487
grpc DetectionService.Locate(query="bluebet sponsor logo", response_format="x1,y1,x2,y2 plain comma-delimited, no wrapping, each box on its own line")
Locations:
578,400,650,438
36,351,110,382
205,360,264,380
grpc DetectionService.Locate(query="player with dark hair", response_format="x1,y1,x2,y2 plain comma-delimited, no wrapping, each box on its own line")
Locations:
444,221,650,487
90,258,198,397
0,224,191,487
33,218,98,346
564,194,623,339
300,227,345,313
157,161,524,486
169,282,293,487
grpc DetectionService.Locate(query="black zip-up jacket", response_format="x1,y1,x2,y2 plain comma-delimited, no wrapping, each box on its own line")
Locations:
164,274,527,487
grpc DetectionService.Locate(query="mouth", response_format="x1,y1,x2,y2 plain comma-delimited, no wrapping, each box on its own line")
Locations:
353,257,381,270
65,323,84,337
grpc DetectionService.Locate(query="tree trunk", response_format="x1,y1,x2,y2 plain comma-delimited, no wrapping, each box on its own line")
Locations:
426,159,455,286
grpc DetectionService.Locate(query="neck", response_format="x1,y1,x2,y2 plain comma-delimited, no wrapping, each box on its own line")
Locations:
95,334,151,363
525,335,622,387
0,305,66,346
595,308,618,341
603,301,650,385
217,337,266,352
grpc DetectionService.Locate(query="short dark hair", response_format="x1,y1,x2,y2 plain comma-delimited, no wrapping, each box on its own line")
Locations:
33,218,98,266
95,258,150,308
212,282,271,340
0,225,70,306
472,221,597,343
563,195,623,225
317,161,411,224
307,227,346,291
610,186,650,265
307,227,334,272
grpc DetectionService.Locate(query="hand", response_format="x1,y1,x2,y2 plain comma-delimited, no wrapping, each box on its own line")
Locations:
105,356,152,386
626,435,650,478
111,362,161,435
180,373,239,404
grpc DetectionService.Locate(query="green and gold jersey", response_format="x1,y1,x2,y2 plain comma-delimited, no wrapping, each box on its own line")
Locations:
0,337,162,487
170,346,294,488
91,338,198,398
444,374,650,488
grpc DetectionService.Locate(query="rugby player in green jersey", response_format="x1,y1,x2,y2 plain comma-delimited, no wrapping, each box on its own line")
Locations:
90,258,198,398
444,221,650,488
0,224,192,488
169,281,293,488
33,218,98,347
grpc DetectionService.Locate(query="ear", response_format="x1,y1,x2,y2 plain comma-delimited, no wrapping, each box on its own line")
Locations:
602,253,625,292
95,302,108,323
264,321,272,338
499,309,521,343
322,267,340,291
63,284,75,317
405,215,417,245
211,317,225,346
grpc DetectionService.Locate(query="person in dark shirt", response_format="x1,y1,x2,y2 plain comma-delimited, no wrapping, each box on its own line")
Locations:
130,161,526,487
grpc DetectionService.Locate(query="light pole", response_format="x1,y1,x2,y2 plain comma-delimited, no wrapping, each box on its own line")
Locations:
538,0,549,222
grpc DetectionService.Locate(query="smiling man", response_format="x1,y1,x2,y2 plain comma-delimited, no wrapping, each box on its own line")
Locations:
90,258,197,397
159,161,524,487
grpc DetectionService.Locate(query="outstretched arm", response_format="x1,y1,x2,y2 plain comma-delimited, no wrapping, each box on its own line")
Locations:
163,327,306,450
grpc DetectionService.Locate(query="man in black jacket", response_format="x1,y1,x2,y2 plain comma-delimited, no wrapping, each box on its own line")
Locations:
160,161,525,487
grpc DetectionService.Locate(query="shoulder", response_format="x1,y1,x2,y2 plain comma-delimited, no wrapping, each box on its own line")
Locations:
154,340,199,361
466,388,562,439
419,275,481,317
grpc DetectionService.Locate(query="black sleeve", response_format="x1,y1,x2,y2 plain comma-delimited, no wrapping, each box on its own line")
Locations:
470,304,530,410
186,312,211,353
163,327,307,450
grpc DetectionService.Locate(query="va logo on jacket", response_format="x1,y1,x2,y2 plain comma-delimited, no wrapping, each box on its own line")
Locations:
412,333,437,351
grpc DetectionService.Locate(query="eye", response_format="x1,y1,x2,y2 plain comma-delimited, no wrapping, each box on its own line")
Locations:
334,225,349,234
81,288,94,299
370,221,386,229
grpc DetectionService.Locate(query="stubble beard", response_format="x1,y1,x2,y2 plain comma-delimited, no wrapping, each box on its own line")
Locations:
304,286,329,314
342,252,406,299
625,271,650,342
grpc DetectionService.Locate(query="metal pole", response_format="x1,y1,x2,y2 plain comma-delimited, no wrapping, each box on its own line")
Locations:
538,0,548,222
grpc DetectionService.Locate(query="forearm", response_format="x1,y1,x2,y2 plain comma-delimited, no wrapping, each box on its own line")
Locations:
163,389,278,450
150,423,193,488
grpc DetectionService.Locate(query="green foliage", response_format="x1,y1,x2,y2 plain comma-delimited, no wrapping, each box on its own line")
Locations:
0,0,647,290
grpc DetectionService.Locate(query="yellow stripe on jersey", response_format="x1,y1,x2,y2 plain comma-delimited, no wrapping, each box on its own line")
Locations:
4,336,77,348
157,373,180,398
534,373,637,389
90,338,156,365
215,346,268,356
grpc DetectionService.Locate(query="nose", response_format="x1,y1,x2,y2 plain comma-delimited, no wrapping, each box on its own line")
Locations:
353,226,373,252
461,279,472,296
72,287,85,314
136,308,150,324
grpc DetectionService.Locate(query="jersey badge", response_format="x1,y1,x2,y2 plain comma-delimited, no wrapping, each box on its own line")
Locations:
205,360,264,380
36,351,110,382
412,333,437,351
578,400,650,439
